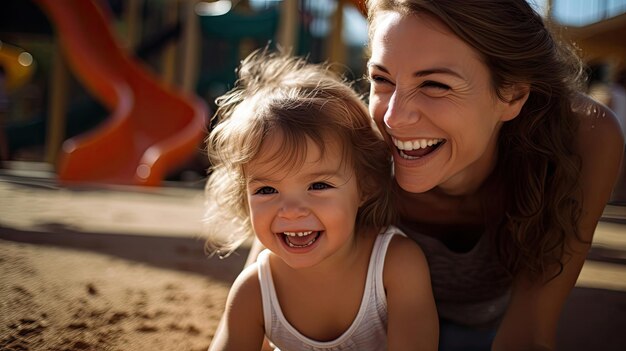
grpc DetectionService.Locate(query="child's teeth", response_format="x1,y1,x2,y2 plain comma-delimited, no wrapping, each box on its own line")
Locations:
284,231,313,237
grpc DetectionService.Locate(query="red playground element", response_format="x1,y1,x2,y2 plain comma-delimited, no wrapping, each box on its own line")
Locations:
347,0,367,16
35,0,208,186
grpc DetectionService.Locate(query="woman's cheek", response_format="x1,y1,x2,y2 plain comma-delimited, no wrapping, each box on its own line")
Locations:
369,97,386,128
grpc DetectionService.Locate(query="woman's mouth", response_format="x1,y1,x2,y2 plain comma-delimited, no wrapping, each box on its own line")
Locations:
391,137,445,159
282,231,321,248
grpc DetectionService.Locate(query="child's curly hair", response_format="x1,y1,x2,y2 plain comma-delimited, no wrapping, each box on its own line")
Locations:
203,49,395,257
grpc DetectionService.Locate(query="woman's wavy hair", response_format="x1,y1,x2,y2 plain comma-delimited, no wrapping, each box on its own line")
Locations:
204,49,395,257
367,0,585,280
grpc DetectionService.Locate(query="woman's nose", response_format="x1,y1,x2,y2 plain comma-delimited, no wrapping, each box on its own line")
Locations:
384,90,420,129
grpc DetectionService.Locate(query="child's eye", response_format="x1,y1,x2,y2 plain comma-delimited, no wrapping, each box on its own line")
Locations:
254,186,277,195
309,182,332,191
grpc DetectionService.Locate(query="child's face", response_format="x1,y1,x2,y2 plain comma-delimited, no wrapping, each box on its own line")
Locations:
244,134,362,269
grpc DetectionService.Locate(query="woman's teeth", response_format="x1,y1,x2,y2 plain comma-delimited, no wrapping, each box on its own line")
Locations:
392,137,444,150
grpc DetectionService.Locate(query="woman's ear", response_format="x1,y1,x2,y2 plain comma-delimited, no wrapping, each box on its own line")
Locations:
359,186,371,207
360,193,368,207
500,83,530,122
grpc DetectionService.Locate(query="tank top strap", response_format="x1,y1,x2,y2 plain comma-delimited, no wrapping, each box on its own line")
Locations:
369,225,406,309
256,249,275,336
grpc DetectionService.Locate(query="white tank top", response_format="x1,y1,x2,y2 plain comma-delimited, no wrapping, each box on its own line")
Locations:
257,226,403,351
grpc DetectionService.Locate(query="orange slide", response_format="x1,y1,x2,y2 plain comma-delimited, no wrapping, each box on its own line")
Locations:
35,0,208,186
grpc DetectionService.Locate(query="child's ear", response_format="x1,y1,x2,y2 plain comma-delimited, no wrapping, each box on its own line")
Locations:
500,83,530,122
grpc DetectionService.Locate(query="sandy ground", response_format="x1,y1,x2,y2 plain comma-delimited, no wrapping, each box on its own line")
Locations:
1,239,230,351
1,175,625,351
0,178,249,351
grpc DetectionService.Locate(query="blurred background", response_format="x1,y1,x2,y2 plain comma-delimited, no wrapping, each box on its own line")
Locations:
0,0,372,187
0,0,624,192
0,1,625,350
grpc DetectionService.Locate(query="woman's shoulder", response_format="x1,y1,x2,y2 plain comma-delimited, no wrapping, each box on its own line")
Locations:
572,93,624,166
572,92,624,143
571,93,624,238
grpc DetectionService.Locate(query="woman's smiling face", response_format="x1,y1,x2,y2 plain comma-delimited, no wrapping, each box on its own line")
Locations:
368,11,521,195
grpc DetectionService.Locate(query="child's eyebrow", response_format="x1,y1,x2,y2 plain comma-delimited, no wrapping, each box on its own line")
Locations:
306,170,343,179
246,176,275,184
246,168,346,184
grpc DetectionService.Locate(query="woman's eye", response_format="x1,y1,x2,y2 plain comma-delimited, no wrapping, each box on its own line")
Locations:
422,80,450,90
254,186,277,195
421,81,450,97
310,182,332,191
369,74,392,85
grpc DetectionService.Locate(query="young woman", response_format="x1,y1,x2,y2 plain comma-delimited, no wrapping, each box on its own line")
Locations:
365,0,624,350
205,50,438,350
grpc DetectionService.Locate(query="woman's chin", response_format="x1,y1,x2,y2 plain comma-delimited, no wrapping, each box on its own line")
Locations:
395,174,436,194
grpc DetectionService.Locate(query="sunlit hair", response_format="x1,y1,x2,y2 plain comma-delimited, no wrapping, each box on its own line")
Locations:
367,0,584,280
204,49,395,257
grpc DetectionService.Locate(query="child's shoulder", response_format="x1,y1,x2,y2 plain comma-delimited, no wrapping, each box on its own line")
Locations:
383,226,425,256
216,259,266,347
382,226,429,280
229,260,263,302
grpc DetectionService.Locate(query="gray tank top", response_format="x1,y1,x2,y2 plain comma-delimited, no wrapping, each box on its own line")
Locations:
398,221,513,327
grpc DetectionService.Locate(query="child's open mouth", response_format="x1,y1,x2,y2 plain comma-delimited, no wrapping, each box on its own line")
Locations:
282,231,321,248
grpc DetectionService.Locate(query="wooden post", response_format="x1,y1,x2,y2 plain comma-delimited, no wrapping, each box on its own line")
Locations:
327,0,346,69
546,0,553,19
162,0,179,86
45,41,69,166
180,0,201,93
277,0,299,52
124,0,143,50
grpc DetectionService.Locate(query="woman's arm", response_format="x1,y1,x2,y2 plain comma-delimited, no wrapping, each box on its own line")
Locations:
209,263,266,351
385,235,439,351
492,96,625,351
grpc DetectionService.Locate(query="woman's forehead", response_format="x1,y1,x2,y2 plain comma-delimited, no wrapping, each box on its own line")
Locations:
369,12,485,78
371,11,453,42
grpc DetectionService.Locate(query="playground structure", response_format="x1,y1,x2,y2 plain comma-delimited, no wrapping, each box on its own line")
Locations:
3,0,622,190
0,41,36,93
196,3,280,104
34,0,208,186
1,0,369,187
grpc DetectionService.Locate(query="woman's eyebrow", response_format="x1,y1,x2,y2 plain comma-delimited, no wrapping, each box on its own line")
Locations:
367,61,389,73
412,67,464,80
368,61,464,80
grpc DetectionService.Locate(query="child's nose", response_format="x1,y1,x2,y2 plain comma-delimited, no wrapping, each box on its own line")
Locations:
277,199,309,219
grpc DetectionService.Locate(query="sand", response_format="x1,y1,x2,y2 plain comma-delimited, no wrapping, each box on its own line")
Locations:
0,179,250,351
1,178,626,350
0,235,251,351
